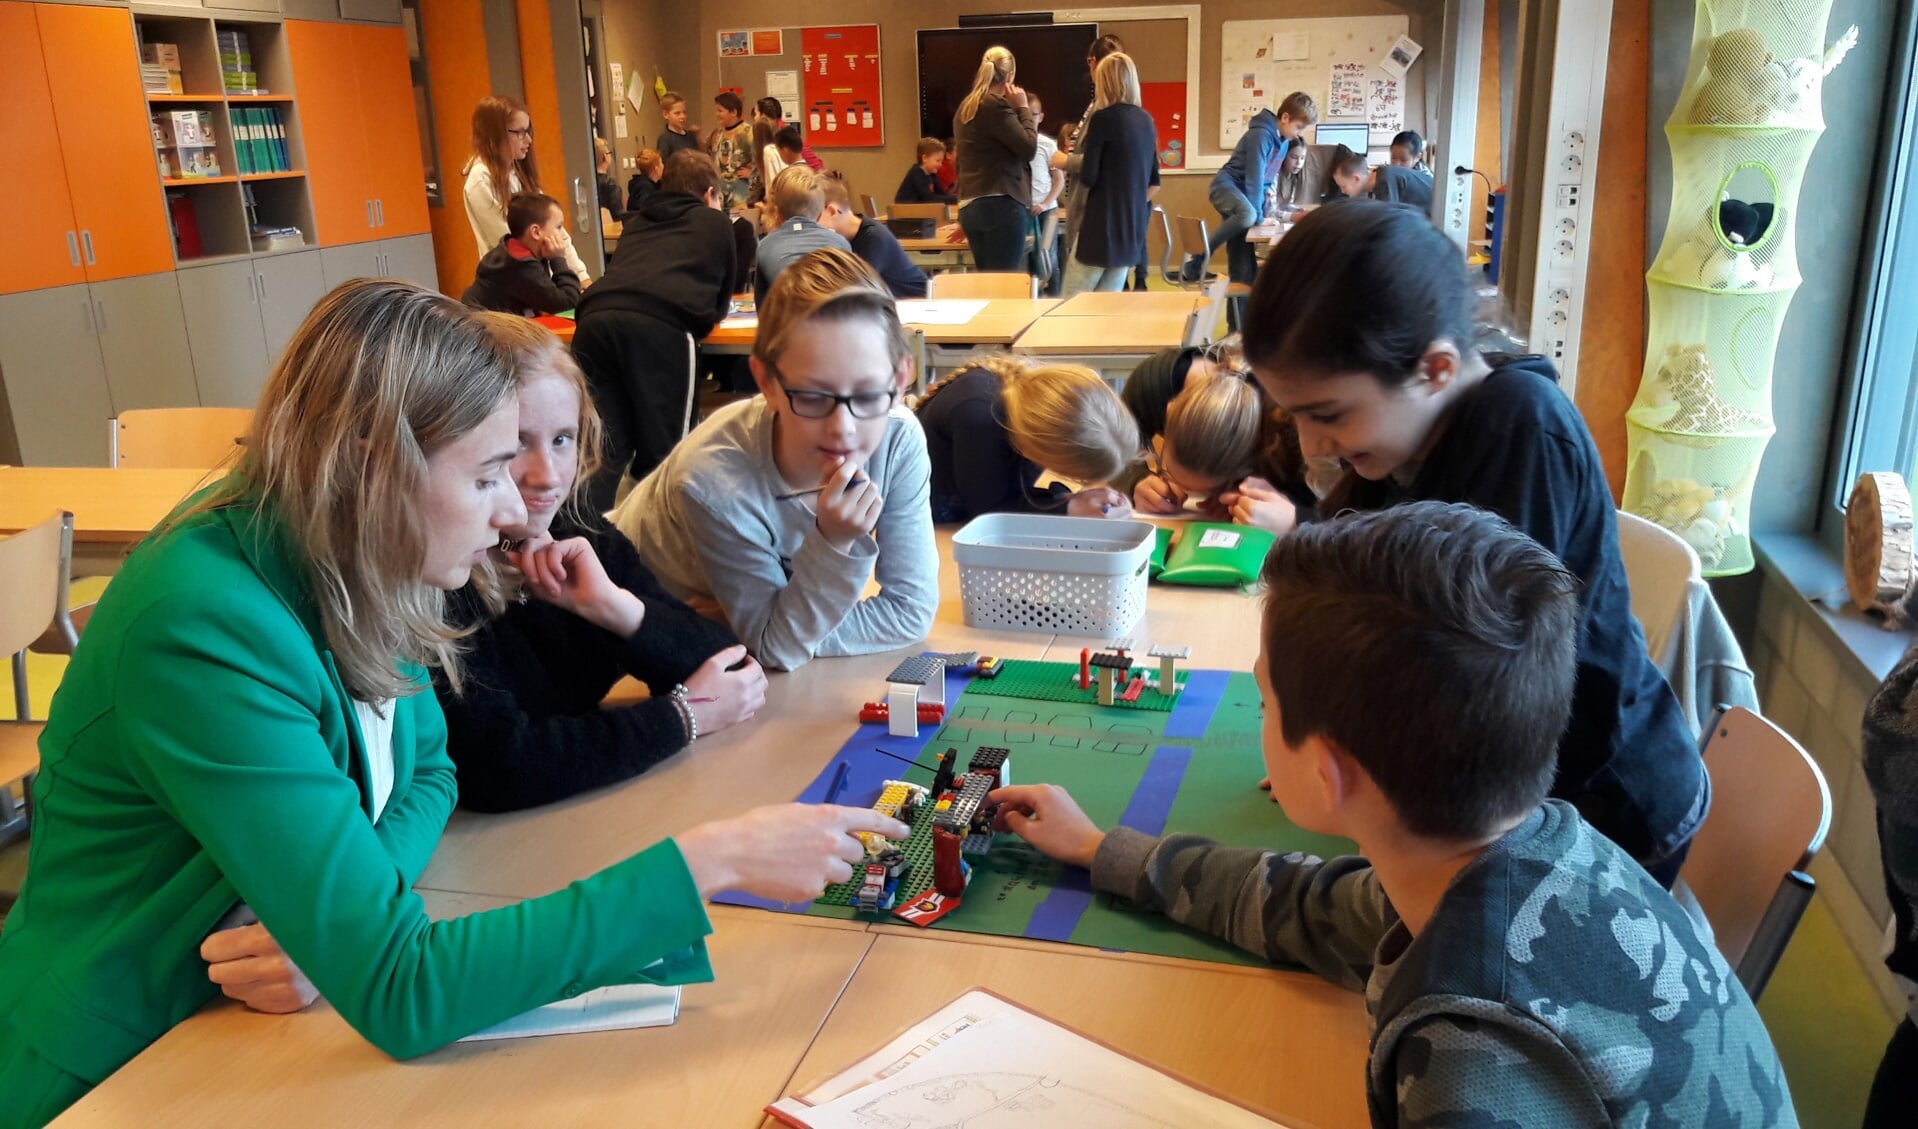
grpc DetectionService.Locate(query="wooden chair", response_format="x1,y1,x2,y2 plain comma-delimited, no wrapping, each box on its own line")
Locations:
1174,214,1253,324
1,511,71,899
861,193,880,218
1153,206,1181,286
928,272,1038,300
112,407,252,469
890,202,952,222
1679,706,1832,1000
1616,510,1701,676
1183,278,1229,348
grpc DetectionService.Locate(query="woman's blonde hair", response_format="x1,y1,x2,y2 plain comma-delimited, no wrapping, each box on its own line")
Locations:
470,313,603,527
171,279,517,700
957,46,1016,126
951,356,1139,484
1093,52,1142,111
755,248,909,374
468,95,540,215
1162,369,1265,481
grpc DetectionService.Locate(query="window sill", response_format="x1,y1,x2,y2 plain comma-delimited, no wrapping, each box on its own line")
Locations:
1754,533,1915,684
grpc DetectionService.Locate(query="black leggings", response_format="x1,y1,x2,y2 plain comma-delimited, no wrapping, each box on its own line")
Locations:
1866,1016,1918,1128
959,195,1031,271
572,308,694,512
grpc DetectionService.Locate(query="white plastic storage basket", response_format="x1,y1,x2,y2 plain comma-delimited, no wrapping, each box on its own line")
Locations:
950,514,1155,636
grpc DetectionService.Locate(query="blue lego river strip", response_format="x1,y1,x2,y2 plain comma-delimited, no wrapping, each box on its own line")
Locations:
1163,669,1229,739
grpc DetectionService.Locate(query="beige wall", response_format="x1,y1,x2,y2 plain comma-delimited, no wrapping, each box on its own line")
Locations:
594,0,703,179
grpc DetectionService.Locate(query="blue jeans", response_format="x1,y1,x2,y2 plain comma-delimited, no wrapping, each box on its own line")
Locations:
1063,256,1131,294
959,195,1031,271
1207,180,1260,287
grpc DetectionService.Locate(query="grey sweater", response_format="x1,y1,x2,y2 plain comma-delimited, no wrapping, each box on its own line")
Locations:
611,397,938,672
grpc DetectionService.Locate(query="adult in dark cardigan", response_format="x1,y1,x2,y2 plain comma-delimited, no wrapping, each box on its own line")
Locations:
952,46,1036,271
438,325,766,812
1064,54,1158,294
574,151,736,511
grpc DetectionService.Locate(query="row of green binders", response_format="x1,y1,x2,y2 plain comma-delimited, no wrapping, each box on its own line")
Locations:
233,107,291,174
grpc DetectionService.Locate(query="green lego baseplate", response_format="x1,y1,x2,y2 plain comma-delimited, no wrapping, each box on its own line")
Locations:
815,794,946,909
960,658,1184,712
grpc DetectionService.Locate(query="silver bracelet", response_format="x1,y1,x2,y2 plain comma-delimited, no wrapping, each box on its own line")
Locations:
670,683,699,744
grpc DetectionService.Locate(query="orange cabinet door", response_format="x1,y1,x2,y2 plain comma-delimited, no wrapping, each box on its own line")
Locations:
287,20,377,247
33,3,174,282
0,3,84,295
356,25,431,238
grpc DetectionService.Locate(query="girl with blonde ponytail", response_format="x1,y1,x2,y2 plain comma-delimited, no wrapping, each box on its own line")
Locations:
918,353,1140,522
951,46,1038,271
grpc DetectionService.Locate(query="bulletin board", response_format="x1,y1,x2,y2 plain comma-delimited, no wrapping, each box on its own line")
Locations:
1140,81,1188,169
1218,15,1411,151
801,24,884,147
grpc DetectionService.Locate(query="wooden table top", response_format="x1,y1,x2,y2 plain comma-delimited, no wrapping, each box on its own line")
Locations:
897,236,970,253
916,298,1058,345
1012,309,1194,355
0,466,217,544
1047,291,1203,318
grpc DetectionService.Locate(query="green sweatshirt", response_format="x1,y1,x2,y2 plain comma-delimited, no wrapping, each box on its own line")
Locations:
0,487,712,1107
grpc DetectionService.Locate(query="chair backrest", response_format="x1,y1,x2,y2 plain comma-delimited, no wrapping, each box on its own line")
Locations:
928,272,1037,300
1615,510,1700,672
1682,706,1831,993
1184,279,1228,347
113,407,252,469
1153,206,1181,285
891,202,950,222
1174,214,1212,259
862,193,880,218
2,512,68,721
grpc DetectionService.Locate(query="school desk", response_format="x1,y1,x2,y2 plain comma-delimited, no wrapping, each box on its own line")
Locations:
698,299,1060,364
1046,291,1206,319
1011,310,1196,383
0,466,215,574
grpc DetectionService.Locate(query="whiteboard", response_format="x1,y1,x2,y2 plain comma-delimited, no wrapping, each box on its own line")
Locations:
1219,15,1410,150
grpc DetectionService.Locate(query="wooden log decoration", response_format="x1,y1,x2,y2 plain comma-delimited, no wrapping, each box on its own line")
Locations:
1845,471,1915,613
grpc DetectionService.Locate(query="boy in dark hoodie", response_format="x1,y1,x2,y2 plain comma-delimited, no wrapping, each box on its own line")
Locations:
461,192,582,316
1192,92,1316,288
575,150,739,510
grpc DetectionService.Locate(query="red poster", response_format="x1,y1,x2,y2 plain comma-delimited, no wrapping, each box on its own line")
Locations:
800,24,883,148
751,29,783,56
1140,81,1187,169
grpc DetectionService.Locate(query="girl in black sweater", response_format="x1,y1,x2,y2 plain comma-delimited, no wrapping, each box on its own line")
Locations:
436,315,767,812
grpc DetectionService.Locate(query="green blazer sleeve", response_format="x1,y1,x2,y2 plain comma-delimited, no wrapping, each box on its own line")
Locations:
114,588,714,1061
373,683,456,888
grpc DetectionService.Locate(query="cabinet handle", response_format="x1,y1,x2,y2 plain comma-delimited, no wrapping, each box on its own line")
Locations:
366,200,375,228
66,231,81,267
375,199,385,227
94,300,107,334
81,230,96,266
247,274,257,302
258,272,268,303
81,299,94,335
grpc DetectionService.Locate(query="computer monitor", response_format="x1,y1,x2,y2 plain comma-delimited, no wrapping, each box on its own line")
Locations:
1313,123,1371,152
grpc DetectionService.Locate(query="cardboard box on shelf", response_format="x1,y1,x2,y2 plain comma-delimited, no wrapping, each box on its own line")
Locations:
249,226,306,253
152,110,214,148
140,43,181,69
168,146,224,179
141,64,183,95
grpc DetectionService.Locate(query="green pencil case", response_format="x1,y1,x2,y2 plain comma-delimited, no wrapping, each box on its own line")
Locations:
1156,523,1276,587
1149,526,1173,578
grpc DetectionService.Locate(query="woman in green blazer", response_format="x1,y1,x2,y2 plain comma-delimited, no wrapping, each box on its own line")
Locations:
0,280,905,1127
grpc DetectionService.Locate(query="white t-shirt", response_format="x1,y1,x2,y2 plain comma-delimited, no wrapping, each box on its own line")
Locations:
461,160,592,283
761,144,792,186
352,698,397,821
1029,132,1060,210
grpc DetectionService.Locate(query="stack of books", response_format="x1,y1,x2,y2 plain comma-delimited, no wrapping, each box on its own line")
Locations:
218,28,260,94
232,107,292,174
151,110,221,179
140,43,183,94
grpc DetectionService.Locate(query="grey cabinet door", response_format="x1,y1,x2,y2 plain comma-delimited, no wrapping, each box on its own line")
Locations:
91,273,201,413
379,234,440,293
0,286,114,466
319,242,384,290
177,260,271,410
254,251,328,363
339,0,401,24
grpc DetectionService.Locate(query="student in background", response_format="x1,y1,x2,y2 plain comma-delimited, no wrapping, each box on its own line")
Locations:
708,91,756,210
1053,35,1126,274
613,250,937,672
756,122,807,191
1371,146,1435,212
1390,130,1425,168
461,193,582,317
754,97,822,170
625,147,663,215
952,46,1037,272
1863,648,1918,1128
593,137,625,221
773,127,808,178
0,279,907,1127
917,355,1136,523
1130,367,1311,533
655,91,699,163
897,137,958,205
437,315,765,813
819,176,927,299
1272,144,1308,214
1242,201,1707,882
463,95,591,283
1325,147,1370,201
574,152,737,510
1025,94,1065,295
1192,91,1315,287
755,166,852,303
990,503,1792,1125
935,137,960,197
1063,53,1158,295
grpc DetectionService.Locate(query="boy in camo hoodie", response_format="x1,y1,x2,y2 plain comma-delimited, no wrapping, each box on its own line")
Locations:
992,501,1796,1128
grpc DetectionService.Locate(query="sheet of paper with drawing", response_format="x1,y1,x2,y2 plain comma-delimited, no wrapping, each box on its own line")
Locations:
768,989,1296,1128
896,299,990,326
457,983,681,1042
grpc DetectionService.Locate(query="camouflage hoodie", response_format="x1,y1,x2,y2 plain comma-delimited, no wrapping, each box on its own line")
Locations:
1092,800,1797,1127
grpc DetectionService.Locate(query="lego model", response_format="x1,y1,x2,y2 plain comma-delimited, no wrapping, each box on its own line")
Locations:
1087,650,1131,706
927,651,979,672
935,774,997,856
884,655,946,738
931,826,971,897
1120,675,1146,703
861,779,928,852
966,746,1011,789
973,656,1003,679
853,848,911,911
1148,643,1190,693
930,747,958,799
859,701,947,725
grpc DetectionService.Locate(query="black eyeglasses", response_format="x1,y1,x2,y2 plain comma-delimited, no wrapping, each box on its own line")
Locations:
772,368,897,420
506,126,534,138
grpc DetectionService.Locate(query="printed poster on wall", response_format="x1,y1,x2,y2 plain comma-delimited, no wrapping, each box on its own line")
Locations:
718,30,750,58
1366,76,1403,134
1328,62,1366,118
1139,81,1186,169
800,24,883,147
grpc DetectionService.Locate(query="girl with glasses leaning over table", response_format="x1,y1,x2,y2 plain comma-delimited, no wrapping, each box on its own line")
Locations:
613,249,938,672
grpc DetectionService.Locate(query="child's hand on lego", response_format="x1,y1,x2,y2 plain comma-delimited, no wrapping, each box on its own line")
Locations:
1133,474,1185,515
814,457,884,552
201,923,319,1014
1218,476,1298,533
510,535,646,638
674,804,911,901
683,645,768,737
1257,775,1281,803
1066,487,1131,519
988,784,1106,869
